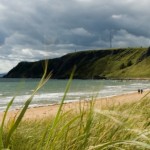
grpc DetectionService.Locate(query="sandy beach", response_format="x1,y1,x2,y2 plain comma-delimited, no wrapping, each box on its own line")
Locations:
0,90,149,122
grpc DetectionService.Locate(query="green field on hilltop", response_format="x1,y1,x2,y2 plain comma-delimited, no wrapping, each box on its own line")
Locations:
4,47,150,79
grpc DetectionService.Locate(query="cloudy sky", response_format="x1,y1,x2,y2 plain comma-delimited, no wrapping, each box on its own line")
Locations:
0,0,150,73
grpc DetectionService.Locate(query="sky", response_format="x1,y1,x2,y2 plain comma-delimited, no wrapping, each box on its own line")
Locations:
0,0,150,73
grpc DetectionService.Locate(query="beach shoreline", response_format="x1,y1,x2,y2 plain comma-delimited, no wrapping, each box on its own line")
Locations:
0,90,149,122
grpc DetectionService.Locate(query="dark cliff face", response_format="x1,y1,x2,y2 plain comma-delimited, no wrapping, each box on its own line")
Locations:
3,48,150,79
3,61,44,78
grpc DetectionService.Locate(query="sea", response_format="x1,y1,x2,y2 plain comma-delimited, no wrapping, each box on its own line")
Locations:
0,78,150,111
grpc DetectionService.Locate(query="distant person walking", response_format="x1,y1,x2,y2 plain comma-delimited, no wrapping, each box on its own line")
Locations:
138,89,143,94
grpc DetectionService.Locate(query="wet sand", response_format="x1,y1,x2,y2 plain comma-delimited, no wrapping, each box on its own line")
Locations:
0,90,149,122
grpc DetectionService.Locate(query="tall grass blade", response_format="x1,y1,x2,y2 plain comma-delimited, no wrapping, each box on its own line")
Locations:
79,100,94,150
5,97,32,147
1,97,15,131
0,129,2,150
52,115,81,143
5,61,51,148
0,97,15,149
94,109,123,125
38,109,73,149
42,66,76,149
88,140,150,150
52,66,76,125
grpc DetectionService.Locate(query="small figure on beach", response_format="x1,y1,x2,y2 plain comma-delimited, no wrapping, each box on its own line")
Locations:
138,89,143,94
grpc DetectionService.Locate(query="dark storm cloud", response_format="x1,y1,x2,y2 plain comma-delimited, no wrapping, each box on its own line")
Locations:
0,0,150,72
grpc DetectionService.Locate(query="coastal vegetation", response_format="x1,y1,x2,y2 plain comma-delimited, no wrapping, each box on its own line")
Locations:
4,47,150,79
1,93,150,149
0,68,150,150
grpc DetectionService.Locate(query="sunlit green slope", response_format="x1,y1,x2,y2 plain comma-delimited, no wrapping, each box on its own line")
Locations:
4,47,150,79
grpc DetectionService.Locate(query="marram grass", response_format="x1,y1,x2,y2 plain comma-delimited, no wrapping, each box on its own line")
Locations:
0,66,150,149
2,98,150,150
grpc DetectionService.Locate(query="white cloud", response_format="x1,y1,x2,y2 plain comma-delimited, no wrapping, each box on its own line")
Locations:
0,58,18,73
69,27,93,37
112,14,125,19
75,0,93,2
113,30,150,47
8,48,58,61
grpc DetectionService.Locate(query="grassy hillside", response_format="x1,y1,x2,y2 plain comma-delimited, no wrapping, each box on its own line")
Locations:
4,47,150,79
